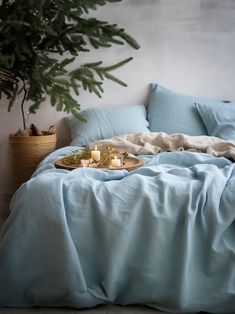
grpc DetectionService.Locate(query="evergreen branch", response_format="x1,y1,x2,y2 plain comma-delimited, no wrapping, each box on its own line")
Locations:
101,57,133,71
103,72,127,86
78,0,121,14
69,57,132,100
84,61,103,68
120,33,141,50
0,0,140,127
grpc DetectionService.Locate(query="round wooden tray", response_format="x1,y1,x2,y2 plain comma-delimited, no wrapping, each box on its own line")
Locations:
55,156,144,171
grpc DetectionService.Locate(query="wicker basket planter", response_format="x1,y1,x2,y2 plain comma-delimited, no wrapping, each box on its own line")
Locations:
9,132,57,190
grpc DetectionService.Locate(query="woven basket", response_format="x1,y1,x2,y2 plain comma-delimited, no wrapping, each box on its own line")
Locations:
9,132,57,190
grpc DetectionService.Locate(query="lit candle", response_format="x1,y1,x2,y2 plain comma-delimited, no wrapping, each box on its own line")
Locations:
91,145,100,161
111,155,121,167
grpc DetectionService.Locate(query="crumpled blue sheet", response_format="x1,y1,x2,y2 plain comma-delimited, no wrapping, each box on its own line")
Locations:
0,147,235,313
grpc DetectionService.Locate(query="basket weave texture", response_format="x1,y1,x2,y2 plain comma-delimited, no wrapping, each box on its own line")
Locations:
9,133,57,190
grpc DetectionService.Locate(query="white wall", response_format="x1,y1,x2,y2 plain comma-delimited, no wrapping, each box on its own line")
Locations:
1,0,235,214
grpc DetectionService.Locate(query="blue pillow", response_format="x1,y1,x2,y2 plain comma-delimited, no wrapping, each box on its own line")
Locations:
65,105,149,146
147,84,207,136
195,101,235,141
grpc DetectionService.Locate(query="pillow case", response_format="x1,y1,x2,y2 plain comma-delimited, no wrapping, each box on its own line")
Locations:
147,84,207,136
65,104,149,146
195,101,235,141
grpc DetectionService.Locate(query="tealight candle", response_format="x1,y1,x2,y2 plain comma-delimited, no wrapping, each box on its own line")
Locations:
91,145,101,161
111,155,121,167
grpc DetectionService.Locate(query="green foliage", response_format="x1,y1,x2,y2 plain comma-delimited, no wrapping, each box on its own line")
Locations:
0,0,140,129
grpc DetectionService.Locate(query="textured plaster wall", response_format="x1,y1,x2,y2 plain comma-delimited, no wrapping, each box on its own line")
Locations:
1,0,235,214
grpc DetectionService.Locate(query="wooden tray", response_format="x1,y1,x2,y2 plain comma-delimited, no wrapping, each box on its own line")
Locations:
55,156,144,171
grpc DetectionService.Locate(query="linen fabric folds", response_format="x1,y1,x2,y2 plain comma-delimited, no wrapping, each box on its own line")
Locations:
0,133,235,313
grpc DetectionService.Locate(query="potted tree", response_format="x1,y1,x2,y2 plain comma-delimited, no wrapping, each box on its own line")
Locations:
0,0,140,188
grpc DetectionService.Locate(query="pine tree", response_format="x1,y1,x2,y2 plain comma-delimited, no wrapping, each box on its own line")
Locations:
0,0,140,130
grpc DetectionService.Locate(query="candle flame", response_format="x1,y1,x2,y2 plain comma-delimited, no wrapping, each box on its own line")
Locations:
95,145,97,151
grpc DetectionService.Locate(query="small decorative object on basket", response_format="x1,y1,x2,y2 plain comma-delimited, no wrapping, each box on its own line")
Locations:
55,146,143,171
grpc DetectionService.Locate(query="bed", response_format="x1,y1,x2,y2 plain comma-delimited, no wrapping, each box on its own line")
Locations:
0,84,235,313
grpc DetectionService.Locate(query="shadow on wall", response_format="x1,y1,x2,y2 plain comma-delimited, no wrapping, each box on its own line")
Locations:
0,194,12,228
129,0,159,4
56,118,71,148
200,0,235,10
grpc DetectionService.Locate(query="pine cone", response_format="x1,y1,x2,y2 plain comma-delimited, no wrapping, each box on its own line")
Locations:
30,124,42,136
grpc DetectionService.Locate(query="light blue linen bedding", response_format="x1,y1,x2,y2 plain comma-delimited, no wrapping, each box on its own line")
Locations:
0,147,235,313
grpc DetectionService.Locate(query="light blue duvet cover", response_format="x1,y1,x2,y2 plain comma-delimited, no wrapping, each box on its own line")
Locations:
0,147,235,313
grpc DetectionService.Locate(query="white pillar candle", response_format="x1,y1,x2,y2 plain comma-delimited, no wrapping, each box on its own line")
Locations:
111,155,121,167
91,145,101,161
